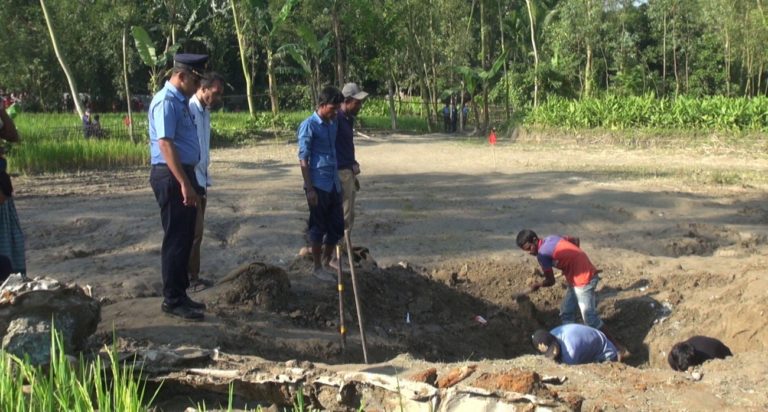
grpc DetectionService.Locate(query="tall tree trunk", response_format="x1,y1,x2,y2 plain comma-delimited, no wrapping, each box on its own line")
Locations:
267,47,279,115
387,77,398,130
724,27,730,95
498,0,510,121
231,0,255,117
583,0,593,98
585,43,593,98
122,29,135,144
662,12,667,95
459,80,466,131
421,62,436,125
672,11,680,96
40,0,84,120
525,0,539,107
332,2,344,85
420,78,433,132
430,10,440,119
480,0,489,133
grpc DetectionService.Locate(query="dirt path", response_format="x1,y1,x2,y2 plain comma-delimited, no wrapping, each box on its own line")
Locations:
12,133,768,410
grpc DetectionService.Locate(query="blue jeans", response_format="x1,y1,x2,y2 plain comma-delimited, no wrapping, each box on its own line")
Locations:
560,274,603,329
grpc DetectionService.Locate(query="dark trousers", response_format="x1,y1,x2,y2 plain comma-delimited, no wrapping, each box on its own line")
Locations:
308,186,344,246
150,164,200,306
0,255,12,283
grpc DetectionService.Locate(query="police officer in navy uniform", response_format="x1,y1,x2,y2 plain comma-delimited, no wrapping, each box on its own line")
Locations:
149,53,208,320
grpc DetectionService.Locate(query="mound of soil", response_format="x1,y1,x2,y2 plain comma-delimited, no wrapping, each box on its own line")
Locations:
216,262,291,310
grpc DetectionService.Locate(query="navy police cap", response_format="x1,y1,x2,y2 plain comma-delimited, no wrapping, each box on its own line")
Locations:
174,53,208,75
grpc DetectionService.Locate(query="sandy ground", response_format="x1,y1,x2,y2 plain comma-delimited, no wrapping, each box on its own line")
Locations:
12,132,768,410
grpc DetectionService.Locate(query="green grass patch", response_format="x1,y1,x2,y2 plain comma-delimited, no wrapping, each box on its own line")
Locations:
0,329,159,411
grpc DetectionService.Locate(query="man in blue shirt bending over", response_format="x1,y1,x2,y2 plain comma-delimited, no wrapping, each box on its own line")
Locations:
532,324,619,365
298,86,345,283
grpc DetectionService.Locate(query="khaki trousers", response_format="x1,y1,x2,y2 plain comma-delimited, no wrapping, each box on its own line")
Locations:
338,168,357,231
188,195,207,280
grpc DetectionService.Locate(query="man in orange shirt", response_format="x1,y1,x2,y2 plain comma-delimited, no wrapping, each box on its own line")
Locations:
517,229,628,359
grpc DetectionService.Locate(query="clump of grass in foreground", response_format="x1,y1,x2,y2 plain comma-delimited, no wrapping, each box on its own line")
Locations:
0,329,159,411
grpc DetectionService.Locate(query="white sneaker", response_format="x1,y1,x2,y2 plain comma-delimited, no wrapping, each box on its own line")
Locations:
312,268,336,283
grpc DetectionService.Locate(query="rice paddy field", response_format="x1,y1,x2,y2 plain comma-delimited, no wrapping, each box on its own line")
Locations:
6,110,430,175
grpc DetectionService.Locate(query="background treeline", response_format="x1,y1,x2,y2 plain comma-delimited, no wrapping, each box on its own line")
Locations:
3,0,768,133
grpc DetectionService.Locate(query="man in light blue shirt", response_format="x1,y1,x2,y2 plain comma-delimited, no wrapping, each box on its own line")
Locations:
298,86,344,282
188,72,224,292
532,323,619,365
148,53,208,321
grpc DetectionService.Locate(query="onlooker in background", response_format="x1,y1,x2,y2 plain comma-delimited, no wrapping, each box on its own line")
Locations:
82,108,93,137
450,101,458,132
668,336,732,371
0,106,25,277
442,101,452,133
297,86,345,283
91,114,105,138
188,72,225,292
532,324,619,365
148,53,208,320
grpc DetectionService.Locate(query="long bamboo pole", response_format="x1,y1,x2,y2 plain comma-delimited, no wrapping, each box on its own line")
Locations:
335,245,347,352
344,230,369,364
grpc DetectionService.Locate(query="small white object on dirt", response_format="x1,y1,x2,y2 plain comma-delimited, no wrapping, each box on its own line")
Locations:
690,371,703,381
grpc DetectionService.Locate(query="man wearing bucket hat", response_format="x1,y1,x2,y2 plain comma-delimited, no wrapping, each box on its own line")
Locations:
532,324,618,365
148,53,208,320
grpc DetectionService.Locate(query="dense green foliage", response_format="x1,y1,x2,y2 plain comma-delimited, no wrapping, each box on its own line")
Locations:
528,95,768,131
3,0,768,133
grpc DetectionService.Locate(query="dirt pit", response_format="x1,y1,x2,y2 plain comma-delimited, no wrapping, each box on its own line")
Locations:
182,255,553,364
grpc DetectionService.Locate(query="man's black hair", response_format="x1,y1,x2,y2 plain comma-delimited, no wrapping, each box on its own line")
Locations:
668,342,696,371
318,86,344,106
516,229,538,248
201,72,225,89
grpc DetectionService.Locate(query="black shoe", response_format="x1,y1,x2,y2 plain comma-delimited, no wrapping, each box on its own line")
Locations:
161,302,204,320
182,296,207,310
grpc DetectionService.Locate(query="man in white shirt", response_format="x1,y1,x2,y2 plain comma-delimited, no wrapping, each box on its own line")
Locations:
188,72,224,292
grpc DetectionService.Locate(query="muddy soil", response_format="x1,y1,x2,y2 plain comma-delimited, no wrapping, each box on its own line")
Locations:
12,132,768,410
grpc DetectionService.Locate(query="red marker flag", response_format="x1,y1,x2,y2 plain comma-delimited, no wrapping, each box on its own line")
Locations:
488,129,497,145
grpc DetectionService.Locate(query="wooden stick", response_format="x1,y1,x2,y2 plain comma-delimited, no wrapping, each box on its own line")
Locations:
335,245,346,351
344,229,369,364
356,131,373,140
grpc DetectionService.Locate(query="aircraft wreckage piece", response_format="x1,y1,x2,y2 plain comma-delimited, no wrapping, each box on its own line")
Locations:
0,275,100,364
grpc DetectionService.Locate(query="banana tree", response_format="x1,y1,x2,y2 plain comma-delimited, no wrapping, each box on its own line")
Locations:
132,26,180,93
254,0,300,115
279,24,333,106
454,51,507,134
